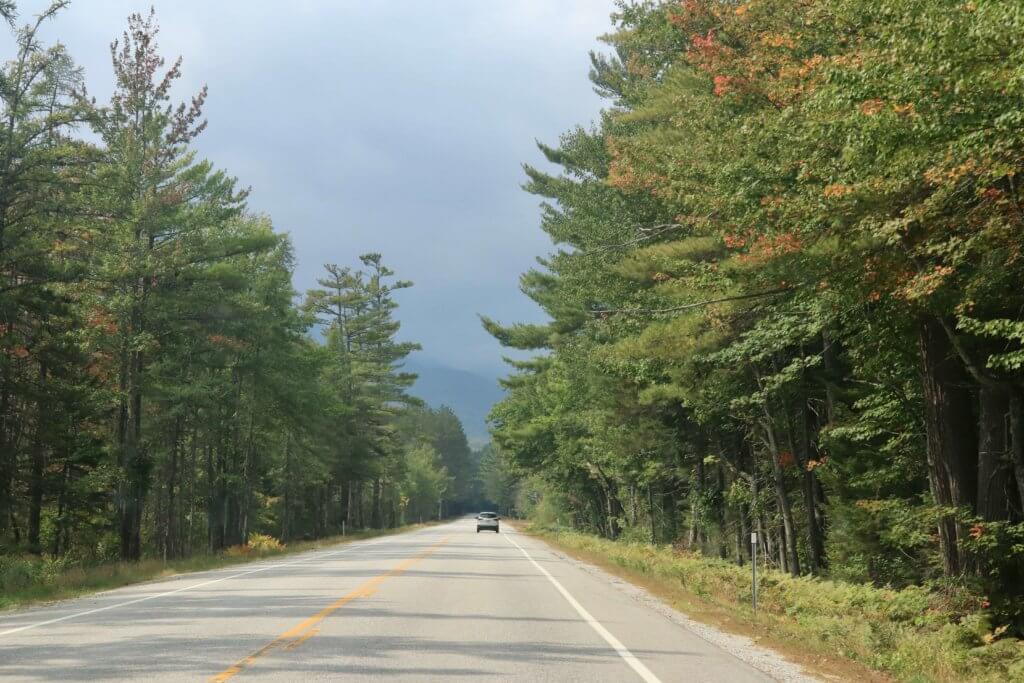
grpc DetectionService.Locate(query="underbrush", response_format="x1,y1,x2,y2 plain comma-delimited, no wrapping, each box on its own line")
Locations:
529,526,1024,683
0,525,423,612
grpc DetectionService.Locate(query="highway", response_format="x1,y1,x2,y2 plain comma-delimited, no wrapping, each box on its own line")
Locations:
0,520,781,681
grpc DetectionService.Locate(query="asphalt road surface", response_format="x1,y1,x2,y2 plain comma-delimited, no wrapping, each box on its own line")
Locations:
0,520,775,682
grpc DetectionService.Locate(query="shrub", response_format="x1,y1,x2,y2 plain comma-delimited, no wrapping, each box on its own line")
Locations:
0,556,38,592
248,534,284,552
224,534,284,558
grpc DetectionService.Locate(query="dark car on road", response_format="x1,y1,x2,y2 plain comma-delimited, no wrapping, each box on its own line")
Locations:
476,512,500,533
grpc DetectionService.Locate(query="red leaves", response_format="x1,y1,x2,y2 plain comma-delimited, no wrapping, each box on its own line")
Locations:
87,309,119,335
724,231,803,266
667,1,705,28
723,233,748,248
738,232,803,265
688,29,734,79
690,29,719,54
713,74,734,97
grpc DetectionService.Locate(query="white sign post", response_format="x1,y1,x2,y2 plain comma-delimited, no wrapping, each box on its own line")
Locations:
751,532,758,613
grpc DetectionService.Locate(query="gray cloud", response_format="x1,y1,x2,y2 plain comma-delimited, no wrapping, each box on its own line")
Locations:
8,0,613,377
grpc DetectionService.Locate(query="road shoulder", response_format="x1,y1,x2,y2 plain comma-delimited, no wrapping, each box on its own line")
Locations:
0,523,438,618
516,525,889,683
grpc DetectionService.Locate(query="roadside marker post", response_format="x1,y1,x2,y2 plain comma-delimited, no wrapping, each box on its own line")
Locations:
751,531,758,614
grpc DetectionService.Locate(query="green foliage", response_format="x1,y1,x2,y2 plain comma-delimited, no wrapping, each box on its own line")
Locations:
0,6,476,581
246,534,284,553
400,445,448,523
963,521,1024,634
478,443,520,515
486,0,1024,671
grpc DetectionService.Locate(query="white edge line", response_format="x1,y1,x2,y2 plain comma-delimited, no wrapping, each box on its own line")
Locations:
504,531,662,683
0,528,433,638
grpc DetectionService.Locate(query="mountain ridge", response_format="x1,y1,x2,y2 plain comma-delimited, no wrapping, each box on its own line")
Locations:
406,357,503,446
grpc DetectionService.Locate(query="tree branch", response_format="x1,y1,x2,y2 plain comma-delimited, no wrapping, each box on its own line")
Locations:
591,286,795,317
580,221,701,257
937,316,1002,389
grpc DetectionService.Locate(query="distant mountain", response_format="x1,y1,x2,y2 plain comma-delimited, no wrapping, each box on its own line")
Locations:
406,358,504,446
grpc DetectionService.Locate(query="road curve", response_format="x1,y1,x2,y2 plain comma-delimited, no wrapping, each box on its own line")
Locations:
0,520,774,681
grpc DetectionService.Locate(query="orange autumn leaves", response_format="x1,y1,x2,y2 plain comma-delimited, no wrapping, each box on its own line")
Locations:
606,0,974,309
859,99,917,118
665,0,821,106
722,231,803,267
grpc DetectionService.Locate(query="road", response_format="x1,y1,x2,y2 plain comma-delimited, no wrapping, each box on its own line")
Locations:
0,520,776,682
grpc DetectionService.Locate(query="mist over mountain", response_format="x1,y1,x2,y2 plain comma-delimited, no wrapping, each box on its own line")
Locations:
406,358,504,446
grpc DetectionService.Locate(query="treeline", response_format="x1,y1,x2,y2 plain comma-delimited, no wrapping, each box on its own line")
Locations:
0,5,478,564
487,0,1024,633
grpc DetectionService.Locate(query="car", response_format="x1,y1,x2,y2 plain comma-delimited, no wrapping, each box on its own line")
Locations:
476,511,500,533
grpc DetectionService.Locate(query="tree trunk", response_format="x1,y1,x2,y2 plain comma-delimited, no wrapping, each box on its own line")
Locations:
0,369,14,541
50,459,70,557
789,402,825,573
821,331,840,424
737,500,748,566
27,441,44,553
688,456,704,549
351,481,361,530
27,364,47,554
918,317,978,576
624,485,633,527
977,386,1009,521
715,462,728,559
647,484,656,544
776,519,788,573
119,348,146,561
185,426,197,557
205,443,219,552
1009,391,1024,515
339,479,350,529
758,510,772,567
165,417,182,559
750,444,769,564
605,482,624,539
281,433,292,542
371,478,383,529
763,413,801,576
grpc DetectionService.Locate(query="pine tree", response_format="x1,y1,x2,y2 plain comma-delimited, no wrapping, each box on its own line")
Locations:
0,1,90,548
81,10,256,559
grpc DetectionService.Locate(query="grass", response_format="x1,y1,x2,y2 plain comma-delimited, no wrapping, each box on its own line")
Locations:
522,525,1024,683
0,524,434,613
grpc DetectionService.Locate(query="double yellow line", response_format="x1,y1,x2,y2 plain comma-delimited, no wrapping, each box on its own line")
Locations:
211,537,449,681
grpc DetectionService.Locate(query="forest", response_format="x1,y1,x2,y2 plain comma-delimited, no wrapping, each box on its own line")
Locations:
0,3,482,571
486,0,1024,636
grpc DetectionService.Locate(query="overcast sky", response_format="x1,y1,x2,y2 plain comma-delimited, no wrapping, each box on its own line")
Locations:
13,1,614,379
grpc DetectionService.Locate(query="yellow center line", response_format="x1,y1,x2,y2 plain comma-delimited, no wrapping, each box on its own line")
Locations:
210,536,449,682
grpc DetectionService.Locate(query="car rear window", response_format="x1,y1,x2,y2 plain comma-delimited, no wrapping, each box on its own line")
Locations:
479,512,497,518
